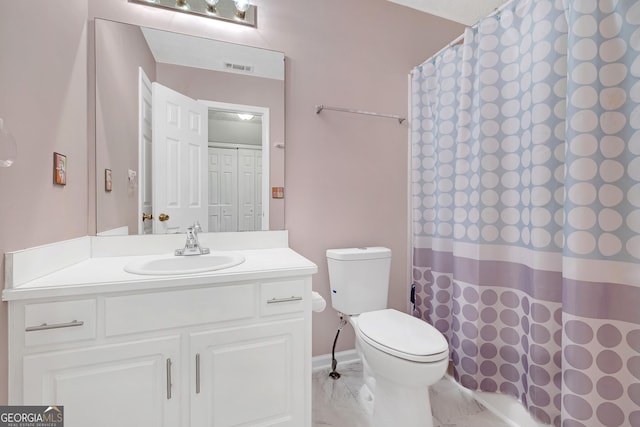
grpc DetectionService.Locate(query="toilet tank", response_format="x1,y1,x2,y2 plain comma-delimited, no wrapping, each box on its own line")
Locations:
326,247,391,315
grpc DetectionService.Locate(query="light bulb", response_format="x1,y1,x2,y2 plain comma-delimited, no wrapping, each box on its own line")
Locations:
234,0,250,19
237,114,254,121
0,119,17,168
204,0,219,13
176,0,189,9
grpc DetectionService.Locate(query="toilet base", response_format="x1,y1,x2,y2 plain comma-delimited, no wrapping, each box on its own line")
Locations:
371,376,435,427
358,383,374,416
346,313,448,427
357,336,448,427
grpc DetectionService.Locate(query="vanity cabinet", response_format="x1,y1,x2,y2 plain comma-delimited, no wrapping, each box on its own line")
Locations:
7,277,312,427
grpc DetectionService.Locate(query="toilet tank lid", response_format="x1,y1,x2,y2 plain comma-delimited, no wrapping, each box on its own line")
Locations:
326,247,391,261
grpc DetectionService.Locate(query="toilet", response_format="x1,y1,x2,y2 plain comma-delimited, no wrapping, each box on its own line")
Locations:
326,247,449,427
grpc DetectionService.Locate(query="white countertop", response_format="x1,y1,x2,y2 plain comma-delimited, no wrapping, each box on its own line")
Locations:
3,248,317,301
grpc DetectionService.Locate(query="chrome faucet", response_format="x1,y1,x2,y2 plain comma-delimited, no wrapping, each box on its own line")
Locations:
175,221,210,256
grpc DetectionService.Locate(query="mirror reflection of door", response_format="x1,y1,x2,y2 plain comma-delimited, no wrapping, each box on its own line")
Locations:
138,69,153,235
152,82,208,234
138,74,267,234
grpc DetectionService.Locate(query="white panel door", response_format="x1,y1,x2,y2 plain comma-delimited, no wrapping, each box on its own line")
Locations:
189,319,305,427
207,147,238,232
138,68,153,235
23,336,181,427
152,82,208,234
255,150,263,231
238,149,257,232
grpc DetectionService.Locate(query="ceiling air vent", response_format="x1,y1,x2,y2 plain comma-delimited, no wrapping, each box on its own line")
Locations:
223,62,254,73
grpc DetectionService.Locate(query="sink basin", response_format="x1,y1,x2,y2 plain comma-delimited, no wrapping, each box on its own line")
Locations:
124,253,245,275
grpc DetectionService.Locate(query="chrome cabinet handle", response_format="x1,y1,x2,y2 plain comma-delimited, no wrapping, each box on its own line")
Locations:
266,296,303,304
166,358,172,399
25,320,84,332
196,353,201,394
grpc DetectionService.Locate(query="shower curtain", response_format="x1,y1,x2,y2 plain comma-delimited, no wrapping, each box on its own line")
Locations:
411,0,640,425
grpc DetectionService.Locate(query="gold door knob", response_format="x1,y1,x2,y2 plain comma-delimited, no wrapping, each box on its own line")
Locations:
142,213,153,221
159,213,170,222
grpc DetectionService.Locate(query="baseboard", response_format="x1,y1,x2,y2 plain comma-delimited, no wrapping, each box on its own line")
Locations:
444,376,550,427
312,349,360,372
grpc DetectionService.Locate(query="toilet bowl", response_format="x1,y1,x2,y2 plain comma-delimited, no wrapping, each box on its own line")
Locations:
352,309,448,427
326,247,449,427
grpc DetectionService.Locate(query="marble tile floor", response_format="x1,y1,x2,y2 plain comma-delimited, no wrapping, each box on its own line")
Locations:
312,361,513,427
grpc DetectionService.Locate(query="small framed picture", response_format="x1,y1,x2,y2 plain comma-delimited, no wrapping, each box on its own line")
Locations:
105,169,113,192
53,152,66,185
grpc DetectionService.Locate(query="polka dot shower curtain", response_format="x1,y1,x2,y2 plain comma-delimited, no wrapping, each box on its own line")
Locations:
410,0,640,425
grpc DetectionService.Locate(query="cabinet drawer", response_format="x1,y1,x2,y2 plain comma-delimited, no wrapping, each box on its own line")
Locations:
24,299,97,347
105,284,256,336
260,280,305,316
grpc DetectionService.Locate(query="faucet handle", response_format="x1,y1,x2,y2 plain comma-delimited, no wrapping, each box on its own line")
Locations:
192,221,202,233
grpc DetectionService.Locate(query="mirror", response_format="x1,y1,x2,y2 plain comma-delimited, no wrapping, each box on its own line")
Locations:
95,19,285,235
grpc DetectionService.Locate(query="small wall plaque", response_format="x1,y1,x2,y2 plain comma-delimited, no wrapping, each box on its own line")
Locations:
105,169,113,192
53,152,66,185
272,187,284,199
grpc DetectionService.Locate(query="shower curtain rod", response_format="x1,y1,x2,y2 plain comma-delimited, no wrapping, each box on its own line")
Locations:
421,0,516,65
315,104,406,124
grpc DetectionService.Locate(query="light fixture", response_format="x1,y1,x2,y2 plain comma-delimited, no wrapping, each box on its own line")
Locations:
0,118,17,168
129,0,257,27
237,113,254,121
234,0,250,19
204,0,219,14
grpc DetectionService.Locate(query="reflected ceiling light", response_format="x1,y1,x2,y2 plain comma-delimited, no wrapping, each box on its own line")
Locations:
129,0,257,27
237,113,254,121
234,0,250,19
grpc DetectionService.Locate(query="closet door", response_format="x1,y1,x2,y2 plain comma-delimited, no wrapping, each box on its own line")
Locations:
255,149,263,231
238,149,258,231
208,147,238,232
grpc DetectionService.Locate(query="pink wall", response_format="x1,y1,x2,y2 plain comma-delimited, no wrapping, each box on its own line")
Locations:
0,0,464,403
0,0,89,403
95,19,156,234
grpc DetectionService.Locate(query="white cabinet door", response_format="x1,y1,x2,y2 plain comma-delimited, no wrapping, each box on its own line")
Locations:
190,319,305,427
23,336,181,427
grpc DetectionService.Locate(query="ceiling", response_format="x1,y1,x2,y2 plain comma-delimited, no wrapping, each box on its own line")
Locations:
386,0,508,26
209,110,263,123
141,27,285,80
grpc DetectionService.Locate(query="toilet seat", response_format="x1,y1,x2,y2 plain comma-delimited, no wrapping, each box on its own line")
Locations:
356,309,449,363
